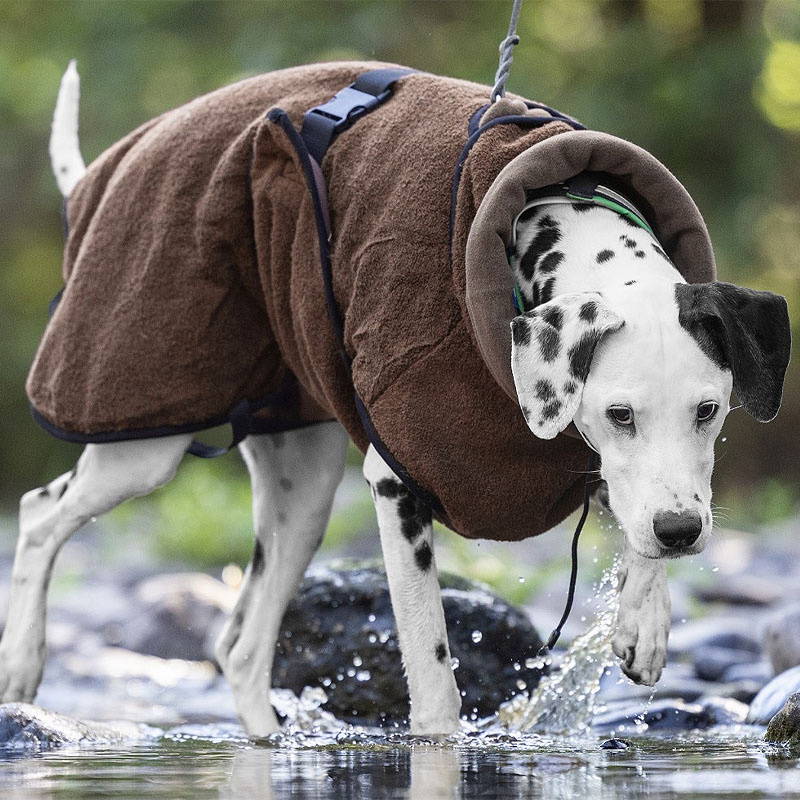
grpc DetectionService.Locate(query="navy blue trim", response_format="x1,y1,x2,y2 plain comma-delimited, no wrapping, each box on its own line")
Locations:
268,108,351,373
448,104,585,249
267,90,449,523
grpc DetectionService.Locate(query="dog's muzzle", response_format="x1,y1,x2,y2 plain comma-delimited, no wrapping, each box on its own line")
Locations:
652,510,702,549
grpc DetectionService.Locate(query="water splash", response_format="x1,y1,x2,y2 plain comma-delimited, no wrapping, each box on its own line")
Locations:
496,564,620,735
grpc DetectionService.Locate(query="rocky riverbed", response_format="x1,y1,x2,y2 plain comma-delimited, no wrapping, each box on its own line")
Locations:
0,502,799,747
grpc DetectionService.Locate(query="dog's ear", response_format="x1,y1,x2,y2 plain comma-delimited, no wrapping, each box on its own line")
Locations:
675,282,791,422
511,293,624,439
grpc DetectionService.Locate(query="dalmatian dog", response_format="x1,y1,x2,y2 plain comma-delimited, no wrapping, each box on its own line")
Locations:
0,66,790,738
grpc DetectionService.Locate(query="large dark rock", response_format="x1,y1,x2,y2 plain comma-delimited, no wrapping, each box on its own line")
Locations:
0,703,152,748
765,691,800,746
272,563,546,725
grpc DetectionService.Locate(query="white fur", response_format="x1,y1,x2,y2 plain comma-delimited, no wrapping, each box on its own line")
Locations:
363,446,461,735
50,60,86,198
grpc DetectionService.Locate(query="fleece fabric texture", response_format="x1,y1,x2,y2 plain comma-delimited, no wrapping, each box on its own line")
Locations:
27,62,716,541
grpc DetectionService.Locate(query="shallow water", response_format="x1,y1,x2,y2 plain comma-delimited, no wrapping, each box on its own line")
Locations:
1,726,799,799
3,568,799,797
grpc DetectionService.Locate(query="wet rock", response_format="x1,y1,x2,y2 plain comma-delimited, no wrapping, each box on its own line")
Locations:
600,737,628,750
668,616,764,662
720,660,774,686
592,696,747,734
693,645,760,682
272,564,546,725
0,703,155,748
715,679,765,705
109,573,235,662
747,665,800,724
764,692,800,746
692,575,783,607
763,603,800,675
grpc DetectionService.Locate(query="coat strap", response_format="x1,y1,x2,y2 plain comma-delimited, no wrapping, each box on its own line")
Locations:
300,67,415,164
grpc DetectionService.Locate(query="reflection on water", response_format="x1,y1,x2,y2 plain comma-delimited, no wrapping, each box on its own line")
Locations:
2,567,798,798
1,729,799,799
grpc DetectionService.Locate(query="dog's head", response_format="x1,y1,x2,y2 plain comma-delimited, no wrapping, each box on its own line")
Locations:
511,280,791,558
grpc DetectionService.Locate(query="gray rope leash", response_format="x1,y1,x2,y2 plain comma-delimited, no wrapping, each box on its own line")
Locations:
491,0,523,103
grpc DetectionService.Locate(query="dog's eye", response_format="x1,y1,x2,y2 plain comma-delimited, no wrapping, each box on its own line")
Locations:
607,406,633,426
697,402,718,423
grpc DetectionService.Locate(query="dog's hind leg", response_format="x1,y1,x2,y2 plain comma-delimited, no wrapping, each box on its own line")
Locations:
0,434,191,703
363,445,461,735
215,422,349,738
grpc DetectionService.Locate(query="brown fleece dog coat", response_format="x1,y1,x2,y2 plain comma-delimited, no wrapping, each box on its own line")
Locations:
27,62,716,541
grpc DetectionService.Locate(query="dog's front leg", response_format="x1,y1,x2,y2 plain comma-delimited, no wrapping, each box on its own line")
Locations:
612,543,670,686
364,446,461,735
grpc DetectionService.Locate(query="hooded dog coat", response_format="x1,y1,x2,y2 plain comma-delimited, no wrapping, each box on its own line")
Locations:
27,62,716,540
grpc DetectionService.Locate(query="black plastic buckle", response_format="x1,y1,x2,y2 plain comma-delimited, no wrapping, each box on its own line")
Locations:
311,85,388,127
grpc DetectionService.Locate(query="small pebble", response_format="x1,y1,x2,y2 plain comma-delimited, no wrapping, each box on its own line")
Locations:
600,737,629,750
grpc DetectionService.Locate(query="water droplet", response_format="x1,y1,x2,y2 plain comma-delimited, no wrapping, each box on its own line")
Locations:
513,662,521,672
450,657,460,670
471,630,483,644
368,634,377,644
368,614,376,622
356,670,371,682
711,565,719,572
353,655,362,667
721,436,727,443
346,667,356,677
516,679,527,691
518,577,525,583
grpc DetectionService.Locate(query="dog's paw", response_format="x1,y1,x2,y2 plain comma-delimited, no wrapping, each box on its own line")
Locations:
612,557,670,686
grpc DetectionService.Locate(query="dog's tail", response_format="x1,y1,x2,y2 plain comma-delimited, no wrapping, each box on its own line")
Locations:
49,60,86,198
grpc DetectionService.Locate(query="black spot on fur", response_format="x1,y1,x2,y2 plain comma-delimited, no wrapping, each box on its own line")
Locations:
251,540,265,576
57,479,71,501
622,214,640,228
519,226,561,281
541,400,563,420
624,280,637,286
398,492,431,543
635,250,646,259
568,332,598,381
542,305,563,330
539,215,559,229
538,277,556,305
563,380,577,394
279,477,293,492
596,249,614,264
571,203,592,213
538,324,560,362
693,493,701,503
435,642,447,663
415,541,433,571
512,318,531,347
521,405,532,423
375,478,403,499
38,487,50,498
538,251,564,274
579,301,598,323
620,236,637,249
535,380,556,402
271,433,285,449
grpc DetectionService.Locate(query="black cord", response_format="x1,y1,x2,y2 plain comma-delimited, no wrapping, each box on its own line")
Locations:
538,450,599,655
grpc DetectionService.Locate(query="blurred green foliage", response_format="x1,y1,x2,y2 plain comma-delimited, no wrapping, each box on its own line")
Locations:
1,1,799,563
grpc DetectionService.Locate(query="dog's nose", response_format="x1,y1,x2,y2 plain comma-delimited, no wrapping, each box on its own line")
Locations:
652,510,702,548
